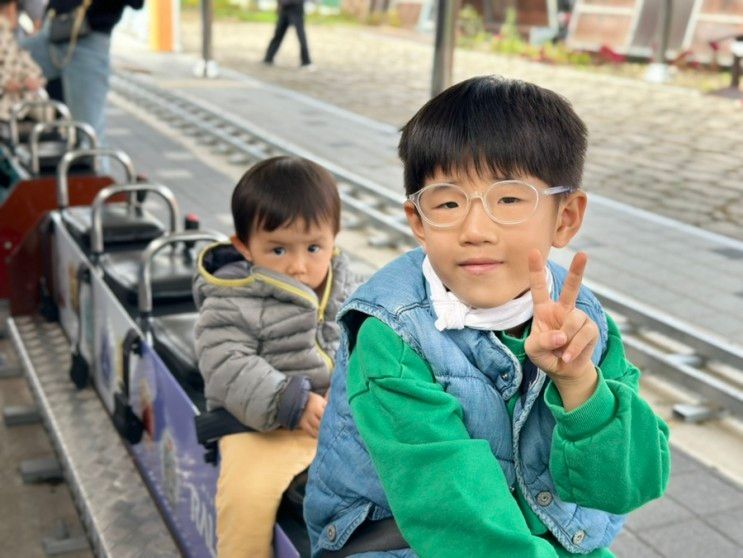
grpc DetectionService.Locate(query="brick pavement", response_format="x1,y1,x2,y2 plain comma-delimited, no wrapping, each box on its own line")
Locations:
178,15,743,241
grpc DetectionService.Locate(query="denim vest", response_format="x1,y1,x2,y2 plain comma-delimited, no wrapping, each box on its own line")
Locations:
305,249,626,556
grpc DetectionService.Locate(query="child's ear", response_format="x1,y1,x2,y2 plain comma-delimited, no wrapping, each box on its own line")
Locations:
404,202,427,250
552,191,587,248
231,235,252,261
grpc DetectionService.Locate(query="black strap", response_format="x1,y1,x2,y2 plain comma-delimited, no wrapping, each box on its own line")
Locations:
317,517,409,558
121,328,141,395
72,263,91,354
194,408,251,446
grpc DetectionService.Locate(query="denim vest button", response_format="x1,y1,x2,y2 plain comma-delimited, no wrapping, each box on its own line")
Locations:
572,530,586,545
326,524,337,542
536,491,553,506
500,372,509,381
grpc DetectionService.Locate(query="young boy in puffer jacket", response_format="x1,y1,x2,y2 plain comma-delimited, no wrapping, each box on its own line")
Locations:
192,156,359,558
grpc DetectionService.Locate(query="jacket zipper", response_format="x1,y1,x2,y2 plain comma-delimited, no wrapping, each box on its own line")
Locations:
252,269,335,373
315,266,334,372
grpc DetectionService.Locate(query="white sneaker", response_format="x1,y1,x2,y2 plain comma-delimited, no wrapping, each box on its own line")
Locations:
300,63,317,72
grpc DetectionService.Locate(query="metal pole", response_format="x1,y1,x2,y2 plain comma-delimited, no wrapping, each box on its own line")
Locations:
645,0,672,83
431,0,459,97
731,35,743,89
656,0,672,65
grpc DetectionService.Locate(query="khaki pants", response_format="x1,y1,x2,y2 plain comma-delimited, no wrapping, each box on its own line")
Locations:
216,429,317,558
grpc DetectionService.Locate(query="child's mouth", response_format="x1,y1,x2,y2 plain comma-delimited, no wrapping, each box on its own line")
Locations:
459,259,503,275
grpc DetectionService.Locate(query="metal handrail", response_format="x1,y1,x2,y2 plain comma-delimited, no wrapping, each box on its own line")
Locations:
9,99,71,147
29,120,97,175
57,149,136,209
90,183,180,259
138,231,228,315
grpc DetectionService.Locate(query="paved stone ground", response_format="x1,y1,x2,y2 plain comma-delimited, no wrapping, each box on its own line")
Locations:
179,15,743,241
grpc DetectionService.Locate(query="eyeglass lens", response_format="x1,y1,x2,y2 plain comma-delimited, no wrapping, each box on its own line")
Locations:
418,182,539,226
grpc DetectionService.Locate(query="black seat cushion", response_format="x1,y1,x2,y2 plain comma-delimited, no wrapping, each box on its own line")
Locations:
64,204,164,250
150,312,205,411
15,141,72,175
0,120,38,148
101,248,196,308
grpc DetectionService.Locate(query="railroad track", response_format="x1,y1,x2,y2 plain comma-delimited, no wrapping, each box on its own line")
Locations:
111,70,743,422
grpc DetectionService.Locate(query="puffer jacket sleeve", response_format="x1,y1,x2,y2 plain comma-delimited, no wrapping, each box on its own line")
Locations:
194,296,308,432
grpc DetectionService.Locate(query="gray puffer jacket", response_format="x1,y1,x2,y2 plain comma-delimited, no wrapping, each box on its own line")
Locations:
192,243,359,432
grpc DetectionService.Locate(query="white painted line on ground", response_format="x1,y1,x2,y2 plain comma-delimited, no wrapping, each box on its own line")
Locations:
105,127,130,137
156,169,193,180
163,151,194,161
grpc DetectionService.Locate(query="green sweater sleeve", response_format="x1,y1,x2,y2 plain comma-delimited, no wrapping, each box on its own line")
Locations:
348,317,559,558
546,315,671,515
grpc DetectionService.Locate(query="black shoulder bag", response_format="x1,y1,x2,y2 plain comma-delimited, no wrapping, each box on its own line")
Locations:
48,0,93,68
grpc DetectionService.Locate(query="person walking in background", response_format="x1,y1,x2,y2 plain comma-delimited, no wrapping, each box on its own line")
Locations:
263,0,313,69
20,0,144,145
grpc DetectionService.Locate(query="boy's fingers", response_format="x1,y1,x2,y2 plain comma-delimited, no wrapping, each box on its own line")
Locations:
533,329,567,352
558,310,588,345
559,252,588,309
528,249,550,305
561,320,598,363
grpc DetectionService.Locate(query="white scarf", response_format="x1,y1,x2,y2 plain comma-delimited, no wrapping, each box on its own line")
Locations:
422,256,553,332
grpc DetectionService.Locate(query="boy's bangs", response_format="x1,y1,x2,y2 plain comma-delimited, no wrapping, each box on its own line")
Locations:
407,104,567,190
253,185,333,234
400,76,587,195
416,128,532,187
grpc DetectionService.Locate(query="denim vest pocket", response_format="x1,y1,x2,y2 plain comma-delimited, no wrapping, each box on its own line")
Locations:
317,501,374,551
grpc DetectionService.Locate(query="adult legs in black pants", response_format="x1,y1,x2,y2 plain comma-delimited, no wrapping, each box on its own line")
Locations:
263,3,311,66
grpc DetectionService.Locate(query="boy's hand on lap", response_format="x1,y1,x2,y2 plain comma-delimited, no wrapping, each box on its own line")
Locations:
525,250,599,411
299,392,326,438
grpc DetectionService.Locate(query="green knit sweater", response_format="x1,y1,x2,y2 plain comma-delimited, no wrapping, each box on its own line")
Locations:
347,315,670,558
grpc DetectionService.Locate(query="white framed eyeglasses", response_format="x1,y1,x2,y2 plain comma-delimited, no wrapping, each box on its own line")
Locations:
407,180,576,228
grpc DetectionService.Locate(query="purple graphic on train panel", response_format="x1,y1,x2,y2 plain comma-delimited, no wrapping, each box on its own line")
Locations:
129,343,219,558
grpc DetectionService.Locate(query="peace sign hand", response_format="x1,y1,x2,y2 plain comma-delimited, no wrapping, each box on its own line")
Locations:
524,250,599,409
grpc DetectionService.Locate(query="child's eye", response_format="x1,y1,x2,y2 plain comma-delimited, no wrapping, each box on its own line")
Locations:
435,201,461,210
272,247,286,256
497,196,523,205
308,244,321,254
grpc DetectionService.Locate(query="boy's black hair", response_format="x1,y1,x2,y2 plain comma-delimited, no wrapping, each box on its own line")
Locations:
0,0,18,6
398,75,587,196
231,156,340,243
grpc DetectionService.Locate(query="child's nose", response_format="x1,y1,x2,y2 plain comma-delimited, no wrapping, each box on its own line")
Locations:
288,257,308,275
459,198,496,244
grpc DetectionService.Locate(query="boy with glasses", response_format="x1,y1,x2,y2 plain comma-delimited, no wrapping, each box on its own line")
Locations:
304,76,670,557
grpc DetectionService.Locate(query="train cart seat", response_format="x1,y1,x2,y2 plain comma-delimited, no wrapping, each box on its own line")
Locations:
63,204,164,251
0,119,37,148
16,141,74,175
100,248,196,310
149,312,205,411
